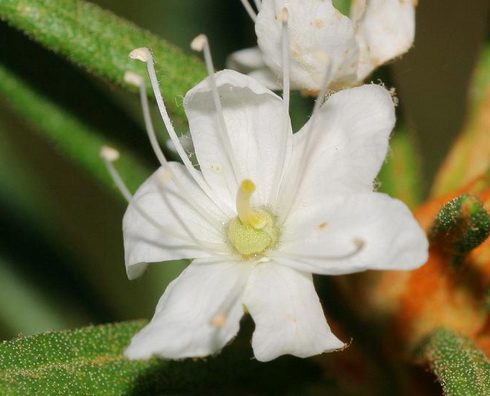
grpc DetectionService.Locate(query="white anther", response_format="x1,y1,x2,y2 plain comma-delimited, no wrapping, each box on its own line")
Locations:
100,146,120,162
129,48,151,63
278,7,289,22
124,71,144,87
190,34,207,52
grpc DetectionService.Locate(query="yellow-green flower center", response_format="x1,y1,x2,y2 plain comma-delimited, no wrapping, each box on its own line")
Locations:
227,180,278,258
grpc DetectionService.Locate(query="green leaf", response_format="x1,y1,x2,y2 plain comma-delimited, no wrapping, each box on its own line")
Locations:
332,0,351,16
377,126,422,208
0,321,320,395
419,328,490,396
0,62,149,194
0,0,206,120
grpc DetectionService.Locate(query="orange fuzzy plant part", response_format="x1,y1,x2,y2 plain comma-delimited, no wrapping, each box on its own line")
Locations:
368,174,490,356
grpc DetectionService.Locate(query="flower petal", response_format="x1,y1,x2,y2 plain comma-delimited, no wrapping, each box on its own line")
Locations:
123,163,228,280
256,0,359,91
125,258,250,359
243,262,344,362
353,0,416,81
274,192,428,275
184,70,290,208
281,84,395,212
226,47,266,73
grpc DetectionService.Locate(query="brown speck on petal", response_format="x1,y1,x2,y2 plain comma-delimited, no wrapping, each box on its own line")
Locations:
317,222,328,230
312,19,325,29
210,311,227,327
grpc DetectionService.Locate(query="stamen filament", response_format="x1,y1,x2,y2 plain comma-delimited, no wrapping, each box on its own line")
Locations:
278,52,333,226
124,71,225,228
271,8,291,207
128,48,231,215
191,35,242,183
101,147,226,255
239,0,257,22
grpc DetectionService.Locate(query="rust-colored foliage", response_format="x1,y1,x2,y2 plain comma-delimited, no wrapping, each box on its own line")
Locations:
365,176,490,357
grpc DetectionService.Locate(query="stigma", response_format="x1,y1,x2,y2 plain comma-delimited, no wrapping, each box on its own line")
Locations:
227,180,278,258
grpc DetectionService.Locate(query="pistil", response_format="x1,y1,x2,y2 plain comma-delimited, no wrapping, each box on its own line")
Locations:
228,180,278,258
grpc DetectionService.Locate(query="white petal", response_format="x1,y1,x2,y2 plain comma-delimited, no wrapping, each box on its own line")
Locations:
256,0,359,91
243,262,344,362
274,192,428,275
125,258,250,359
226,47,266,72
123,163,229,280
184,70,291,208
282,84,395,211
354,0,416,81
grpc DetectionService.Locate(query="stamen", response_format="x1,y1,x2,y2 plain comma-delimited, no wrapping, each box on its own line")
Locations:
128,48,231,215
191,35,241,183
278,51,333,225
100,147,226,255
239,0,257,22
236,180,267,229
298,51,333,165
279,8,290,111
271,8,291,206
124,71,225,228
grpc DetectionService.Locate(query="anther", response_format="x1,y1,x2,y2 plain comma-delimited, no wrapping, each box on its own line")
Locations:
100,146,120,162
129,48,151,63
190,34,207,52
278,7,289,22
123,71,144,87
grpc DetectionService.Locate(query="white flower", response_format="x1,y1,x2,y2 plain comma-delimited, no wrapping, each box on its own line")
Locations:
229,0,416,91
109,47,428,363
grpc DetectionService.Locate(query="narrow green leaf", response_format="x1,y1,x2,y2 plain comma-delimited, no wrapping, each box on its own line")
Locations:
0,321,320,395
0,0,206,120
0,62,148,194
332,0,351,16
419,328,490,396
377,126,422,208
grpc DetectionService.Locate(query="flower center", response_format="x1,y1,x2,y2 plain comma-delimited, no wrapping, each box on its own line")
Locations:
227,180,278,258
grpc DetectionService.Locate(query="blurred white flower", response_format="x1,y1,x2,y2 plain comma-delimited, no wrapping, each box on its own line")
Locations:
104,45,427,363
229,0,416,92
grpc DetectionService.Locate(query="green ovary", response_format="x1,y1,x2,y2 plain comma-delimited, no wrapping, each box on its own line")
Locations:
227,214,278,257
